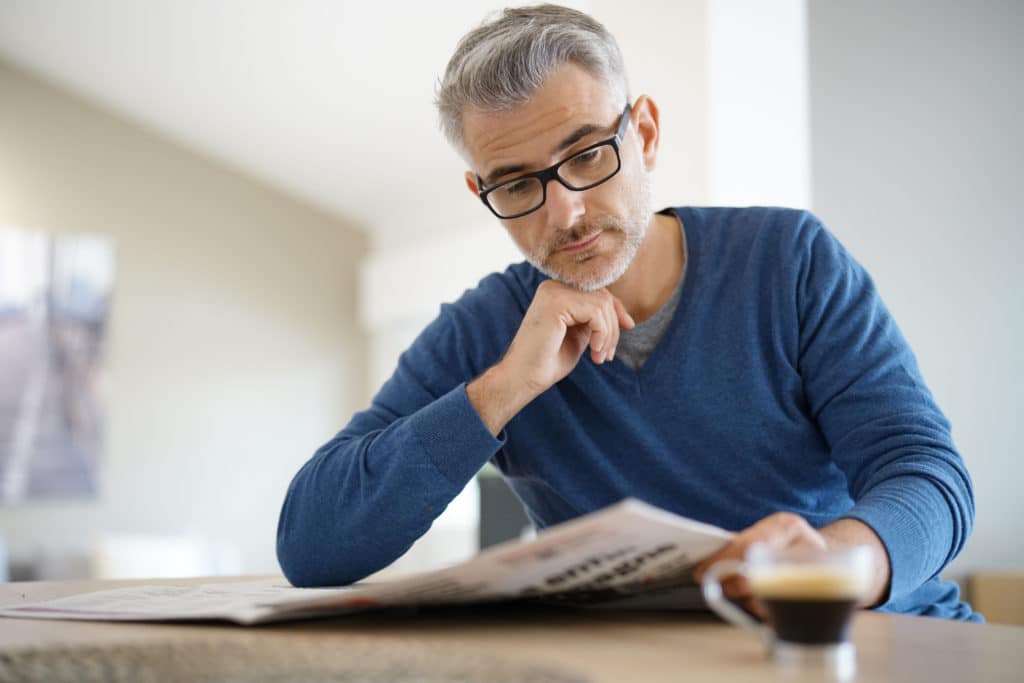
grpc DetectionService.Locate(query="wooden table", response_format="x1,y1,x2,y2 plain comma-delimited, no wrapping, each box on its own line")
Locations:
2,576,1023,682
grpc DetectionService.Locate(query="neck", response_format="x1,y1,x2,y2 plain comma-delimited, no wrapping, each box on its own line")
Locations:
607,211,684,324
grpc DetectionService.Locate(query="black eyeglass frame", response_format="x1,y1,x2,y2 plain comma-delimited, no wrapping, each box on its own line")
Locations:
475,103,633,220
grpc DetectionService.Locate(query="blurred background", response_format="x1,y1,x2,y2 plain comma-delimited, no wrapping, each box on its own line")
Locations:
0,0,1020,615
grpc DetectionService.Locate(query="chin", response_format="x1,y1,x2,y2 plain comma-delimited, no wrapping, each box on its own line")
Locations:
546,253,630,292
525,222,643,291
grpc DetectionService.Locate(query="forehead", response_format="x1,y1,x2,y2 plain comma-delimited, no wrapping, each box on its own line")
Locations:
462,63,621,175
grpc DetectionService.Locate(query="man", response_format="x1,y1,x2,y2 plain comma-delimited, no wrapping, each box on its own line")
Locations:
277,5,978,620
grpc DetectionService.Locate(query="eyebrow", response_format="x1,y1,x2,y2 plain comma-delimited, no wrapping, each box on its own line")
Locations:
481,121,607,187
556,123,604,154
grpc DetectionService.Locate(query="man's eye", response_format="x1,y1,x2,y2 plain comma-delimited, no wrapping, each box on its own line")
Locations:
570,148,602,166
502,180,532,197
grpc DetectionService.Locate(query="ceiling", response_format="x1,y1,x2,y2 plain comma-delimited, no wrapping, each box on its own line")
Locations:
0,0,530,243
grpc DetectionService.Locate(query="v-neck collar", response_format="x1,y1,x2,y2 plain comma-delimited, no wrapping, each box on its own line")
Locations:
595,206,698,384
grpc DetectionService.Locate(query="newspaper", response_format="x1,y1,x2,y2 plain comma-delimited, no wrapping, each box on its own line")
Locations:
0,499,732,625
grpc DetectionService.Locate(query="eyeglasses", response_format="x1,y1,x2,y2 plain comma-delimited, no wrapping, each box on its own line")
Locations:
476,103,633,220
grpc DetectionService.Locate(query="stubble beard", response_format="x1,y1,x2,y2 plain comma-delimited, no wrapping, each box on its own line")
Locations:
522,171,653,292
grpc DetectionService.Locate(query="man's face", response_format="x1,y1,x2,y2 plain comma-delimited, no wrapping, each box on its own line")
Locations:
462,63,652,291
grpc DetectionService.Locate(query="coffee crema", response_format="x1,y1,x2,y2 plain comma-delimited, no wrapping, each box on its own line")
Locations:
748,566,870,600
748,566,870,645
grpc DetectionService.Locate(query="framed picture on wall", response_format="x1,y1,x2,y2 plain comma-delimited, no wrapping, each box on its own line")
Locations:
0,228,115,503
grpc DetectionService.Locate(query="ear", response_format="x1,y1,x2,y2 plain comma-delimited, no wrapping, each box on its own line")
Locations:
464,171,481,196
631,95,661,172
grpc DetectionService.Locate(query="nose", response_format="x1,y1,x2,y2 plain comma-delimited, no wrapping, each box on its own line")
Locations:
543,178,586,231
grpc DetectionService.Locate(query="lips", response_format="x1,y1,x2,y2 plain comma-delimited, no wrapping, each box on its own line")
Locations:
560,232,602,253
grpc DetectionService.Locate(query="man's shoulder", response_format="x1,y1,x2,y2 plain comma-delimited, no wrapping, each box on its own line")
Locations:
674,205,824,239
409,262,541,377
444,261,543,320
672,205,829,261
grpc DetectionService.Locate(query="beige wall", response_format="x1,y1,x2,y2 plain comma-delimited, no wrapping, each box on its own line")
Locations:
0,60,367,576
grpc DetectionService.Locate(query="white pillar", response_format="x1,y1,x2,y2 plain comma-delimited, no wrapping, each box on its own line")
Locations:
706,0,811,208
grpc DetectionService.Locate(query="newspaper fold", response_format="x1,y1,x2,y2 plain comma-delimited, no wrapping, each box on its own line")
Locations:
0,499,732,625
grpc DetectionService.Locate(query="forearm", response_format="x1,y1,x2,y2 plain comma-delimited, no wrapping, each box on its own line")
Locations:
466,362,540,437
840,470,973,606
276,384,502,586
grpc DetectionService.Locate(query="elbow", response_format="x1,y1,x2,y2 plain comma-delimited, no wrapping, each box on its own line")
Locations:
951,463,976,559
276,511,317,587
276,486,340,587
277,536,384,588
276,521,364,588
276,496,384,587
276,527,317,587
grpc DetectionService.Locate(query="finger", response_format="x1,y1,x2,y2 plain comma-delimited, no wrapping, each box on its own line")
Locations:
586,296,610,363
757,513,827,551
694,541,746,581
695,513,825,580
560,302,607,357
601,295,619,363
612,295,636,330
721,574,752,601
732,513,824,552
742,596,766,620
583,304,609,361
566,325,591,359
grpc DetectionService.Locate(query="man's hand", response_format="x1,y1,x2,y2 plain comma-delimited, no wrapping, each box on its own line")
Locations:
467,280,635,436
692,513,891,617
819,518,892,607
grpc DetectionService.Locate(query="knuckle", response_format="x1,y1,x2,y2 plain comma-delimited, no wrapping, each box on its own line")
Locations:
538,280,562,297
771,512,803,528
790,515,815,535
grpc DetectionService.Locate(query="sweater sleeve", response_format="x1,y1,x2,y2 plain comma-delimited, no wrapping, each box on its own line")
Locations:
276,299,507,587
795,219,974,606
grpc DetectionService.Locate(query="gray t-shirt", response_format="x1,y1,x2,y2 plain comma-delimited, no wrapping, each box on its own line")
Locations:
614,217,687,370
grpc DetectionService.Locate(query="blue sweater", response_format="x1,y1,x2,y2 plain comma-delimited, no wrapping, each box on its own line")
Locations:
277,207,978,620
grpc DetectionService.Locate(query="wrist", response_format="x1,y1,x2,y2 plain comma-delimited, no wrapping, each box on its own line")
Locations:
467,361,538,437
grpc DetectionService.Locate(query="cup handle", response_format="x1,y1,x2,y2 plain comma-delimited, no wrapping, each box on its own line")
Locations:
700,559,770,645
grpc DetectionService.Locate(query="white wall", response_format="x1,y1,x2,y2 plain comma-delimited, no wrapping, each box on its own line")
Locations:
0,60,367,577
808,1,1024,574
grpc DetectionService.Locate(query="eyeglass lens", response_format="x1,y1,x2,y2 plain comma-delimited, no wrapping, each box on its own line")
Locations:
487,143,619,218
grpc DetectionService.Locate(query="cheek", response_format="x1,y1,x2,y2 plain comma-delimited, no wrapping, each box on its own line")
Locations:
587,174,630,212
505,222,545,256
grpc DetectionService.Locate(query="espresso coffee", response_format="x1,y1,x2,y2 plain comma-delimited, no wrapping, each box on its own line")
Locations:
749,566,869,645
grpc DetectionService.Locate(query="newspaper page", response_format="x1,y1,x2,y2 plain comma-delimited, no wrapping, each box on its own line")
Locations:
0,499,732,625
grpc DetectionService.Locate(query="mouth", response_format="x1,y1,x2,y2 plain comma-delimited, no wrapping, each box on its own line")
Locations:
560,232,602,253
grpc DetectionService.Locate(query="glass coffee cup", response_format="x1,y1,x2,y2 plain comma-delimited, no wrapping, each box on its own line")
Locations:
701,543,873,681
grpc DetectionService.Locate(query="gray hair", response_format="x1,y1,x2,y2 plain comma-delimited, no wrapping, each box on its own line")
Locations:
436,4,630,155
